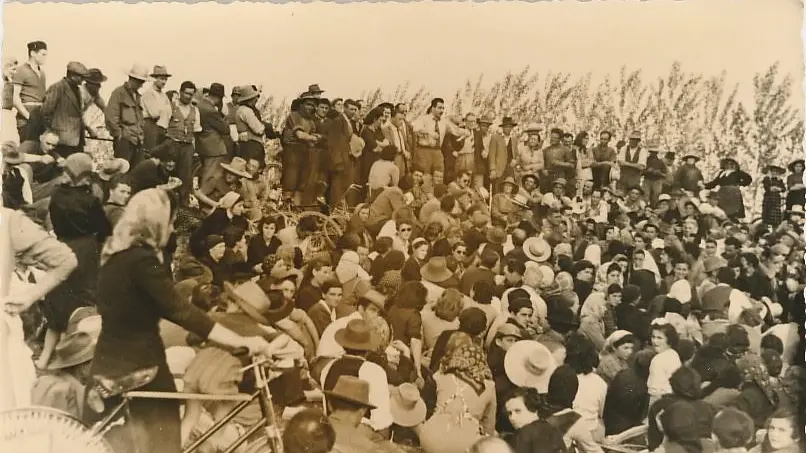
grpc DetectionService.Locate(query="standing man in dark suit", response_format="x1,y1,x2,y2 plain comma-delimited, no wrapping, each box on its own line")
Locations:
196,83,230,187
40,62,89,158
105,64,148,168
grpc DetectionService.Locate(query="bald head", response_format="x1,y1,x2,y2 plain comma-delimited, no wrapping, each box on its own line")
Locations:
469,436,514,453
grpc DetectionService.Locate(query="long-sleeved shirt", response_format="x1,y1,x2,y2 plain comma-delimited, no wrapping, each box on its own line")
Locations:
141,85,172,128
6,207,77,285
411,114,467,149
367,160,400,190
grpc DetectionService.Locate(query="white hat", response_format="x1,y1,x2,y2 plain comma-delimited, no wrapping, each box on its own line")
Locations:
668,280,692,304
583,244,602,266
504,340,557,393
651,238,666,250
126,64,149,81
523,237,551,263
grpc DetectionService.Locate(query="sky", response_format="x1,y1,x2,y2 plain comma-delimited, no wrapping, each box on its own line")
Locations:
2,0,804,110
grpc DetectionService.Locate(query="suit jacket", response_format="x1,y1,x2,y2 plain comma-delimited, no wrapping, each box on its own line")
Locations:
488,131,508,178
308,301,355,337
196,97,228,158
41,78,84,147
325,112,352,171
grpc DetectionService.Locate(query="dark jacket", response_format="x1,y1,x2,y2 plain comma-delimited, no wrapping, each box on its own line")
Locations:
41,78,85,147
507,419,568,453
92,246,215,376
603,368,650,435
49,184,111,242
127,159,170,194
196,97,229,158
188,208,248,259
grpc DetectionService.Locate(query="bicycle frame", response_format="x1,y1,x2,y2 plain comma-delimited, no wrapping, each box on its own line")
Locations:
91,356,283,453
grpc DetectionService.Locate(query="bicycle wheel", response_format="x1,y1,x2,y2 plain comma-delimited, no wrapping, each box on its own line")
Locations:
0,406,116,453
295,211,343,256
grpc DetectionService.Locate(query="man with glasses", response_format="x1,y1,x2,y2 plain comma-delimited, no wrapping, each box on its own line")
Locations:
165,81,202,206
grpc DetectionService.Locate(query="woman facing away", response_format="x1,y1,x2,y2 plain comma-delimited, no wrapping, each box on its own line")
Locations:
85,189,278,453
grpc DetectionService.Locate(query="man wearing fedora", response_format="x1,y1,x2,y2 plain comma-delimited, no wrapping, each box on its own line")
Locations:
105,64,148,168
195,156,249,211
319,318,394,435
141,65,173,150
489,116,517,191
641,141,668,207
40,61,90,158
325,375,405,453
196,83,231,187
617,130,647,192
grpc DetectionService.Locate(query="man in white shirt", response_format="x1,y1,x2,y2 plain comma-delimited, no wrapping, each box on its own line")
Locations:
165,81,202,206
318,318,393,433
411,97,469,190
617,130,648,191
140,65,172,150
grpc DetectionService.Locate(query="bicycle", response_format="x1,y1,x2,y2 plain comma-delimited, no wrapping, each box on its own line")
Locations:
87,348,285,453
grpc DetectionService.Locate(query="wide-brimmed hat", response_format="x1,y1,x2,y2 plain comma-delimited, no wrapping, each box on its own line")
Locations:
47,331,98,370
223,281,293,326
504,340,557,393
1,141,24,165
511,193,530,208
764,164,786,174
478,113,495,125
324,375,376,409
499,117,518,128
786,205,805,216
523,237,551,263
126,64,149,81
703,256,728,274
334,319,377,351
389,383,426,427
628,130,642,140
627,185,645,196
788,159,804,172
721,157,739,167
498,176,519,192
65,306,102,337
237,85,260,103
682,154,700,162
150,65,172,78
63,153,94,184
420,257,454,284
306,84,325,95
486,227,507,245
98,157,131,181
495,323,524,340
524,123,542,134
85,68,107,84
220,157,253,179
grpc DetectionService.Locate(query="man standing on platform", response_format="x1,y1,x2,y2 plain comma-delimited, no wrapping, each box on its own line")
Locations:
12,41,48,142
141,65,173,151
617,130,647,191
165,81,202,207
105,64,148,168
196,83,229,186
40,62,89,158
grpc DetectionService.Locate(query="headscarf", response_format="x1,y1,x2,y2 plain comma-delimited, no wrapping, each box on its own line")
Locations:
441,342,492,395
736,353,778,406
101,189,173,265
603,330,635,353
579,292,607,323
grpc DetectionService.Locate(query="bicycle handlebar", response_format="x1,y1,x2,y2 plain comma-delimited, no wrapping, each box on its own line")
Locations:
231,347,250,357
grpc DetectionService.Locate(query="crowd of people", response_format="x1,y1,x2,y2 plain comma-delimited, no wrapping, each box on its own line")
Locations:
2,40,805,453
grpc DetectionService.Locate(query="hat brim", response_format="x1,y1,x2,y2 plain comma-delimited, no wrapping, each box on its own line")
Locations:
3,155,24,165
523,238,550,263
220,163,253,179
224,282,293,326
390,393,426,427
499,179,520,192
420,268,453,284
150,72,172,78
47,344,95,370
324,390,376,410
486,232,507,245
239,92,259,103
333,328,376,352
504,340,557,393
500,122,518,128
127,72,148,81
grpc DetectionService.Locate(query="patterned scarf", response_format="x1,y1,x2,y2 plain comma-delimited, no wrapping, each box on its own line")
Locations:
441,343,492,395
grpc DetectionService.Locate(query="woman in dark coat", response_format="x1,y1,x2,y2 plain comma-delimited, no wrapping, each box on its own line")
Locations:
785,159,804,210
603,349,654,435
86,189,274,453
246,215,282,269
359,108,387,188
705,157,752,221
761,165,787,227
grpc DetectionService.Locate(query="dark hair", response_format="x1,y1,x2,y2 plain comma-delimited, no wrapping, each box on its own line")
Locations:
550,127,564,137
321,279,342,294
393,281,428,310
716,267,736,286
344,99,359,109
761,335,784,354
505,259,526,276
677,339,698,363
179,81,196,92
479,248,500,269
573,131,588,148
27,41,47,56
380,145,397,161
374,236,394,255
599,130,612,139
439,195,457,212
330,97,343,107
606,284,622,296
712,408,754,448
565,333,599,374
505,387,542,413
472,281,495,305
429,98,445,109
316,98,330,107
458,307,487,336
363,108,383,125
222,226,245,248
509,298,532,315
761,348,783,377
652,323,680,349
282,409,336,453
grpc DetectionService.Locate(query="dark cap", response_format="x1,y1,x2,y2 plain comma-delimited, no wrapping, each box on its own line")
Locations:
66,61,88,76
27,41,47,53
208,83,225,99
85,68,108,84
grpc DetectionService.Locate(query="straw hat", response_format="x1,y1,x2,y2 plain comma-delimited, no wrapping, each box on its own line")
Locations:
334,319,377,352
420,257,454,284
389,383,427,427
478,113,495,125
629,130,642,140
126,64,149,81
324,375,376,409
504,340,557,393
498,176,519,193
220,157,253,179
47,331,98,370
524,123,542,134
98,157,130,181
223,280,292,326
523,237,551,263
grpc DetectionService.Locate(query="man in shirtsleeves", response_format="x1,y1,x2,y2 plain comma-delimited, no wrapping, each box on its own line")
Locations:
617,130,647,191
412,97,470,192
12,41,48,142
281,94,320,205
590,130,617,189
165,81,203,207
105,64,147,168
542,128,575,194
140,65,173,151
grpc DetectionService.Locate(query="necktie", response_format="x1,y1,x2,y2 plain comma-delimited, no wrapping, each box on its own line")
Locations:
397,129,406,153
434,120,441,147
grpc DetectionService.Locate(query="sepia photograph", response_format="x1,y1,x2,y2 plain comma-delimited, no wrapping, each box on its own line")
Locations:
0,1,804,452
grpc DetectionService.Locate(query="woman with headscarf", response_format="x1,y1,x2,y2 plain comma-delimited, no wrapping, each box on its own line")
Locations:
188,191,249,259
577,292,608,351
345,203,374,250
416,342,496,453
603,349,655,436
86,189,275,452
647,366,717,451
730,353,780,430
